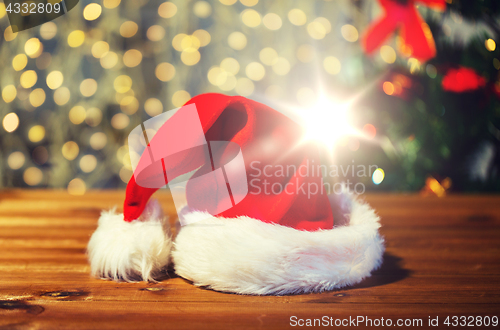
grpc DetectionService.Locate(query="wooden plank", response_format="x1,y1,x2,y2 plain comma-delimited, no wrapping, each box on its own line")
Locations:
0,190,499,329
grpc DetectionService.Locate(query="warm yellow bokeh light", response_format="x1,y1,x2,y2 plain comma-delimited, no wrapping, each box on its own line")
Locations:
90,132,107,150
240,0,258,6
172,90,191,107
103,0,121,9
20,70,37,88
8,152,25,170
314,17,331,34
120,96,139,115
307,21,326,40
155,62,176,81
54,87,71,105
68,178,86,196
272,57,290,75
486,38,496,52
28,125,45,142
29,88,46,107
246,62,266,81
40,22,57,40
25,38,42,57
380,45,396,64
180,35,201,51
341,24,358,42
80,155,97,173
114,75,133,93
86,107,102,127
228,32,247,50
241,9,261,27
144,98,164,117
83,3,102,21
263,13,282,30
24,167,43,186
68,30,85,47
193,1,212,18
4,26,18,42
193,29,211,47
3,113,19,133
323,56,341,75
2,85,17,103
69,105,86,125
46,71,64,90
158,2,177,18
111,113,130,129
12,54,28,71
220,57,240,74
181,49,201,66
120,21,138,38
147,25,165,41
91,41,109,58
100,51,118,69
259,47,278,66
80,79,98,97
123,49,142,67
288,9,307,26
235,77,254,96
62,141,80,160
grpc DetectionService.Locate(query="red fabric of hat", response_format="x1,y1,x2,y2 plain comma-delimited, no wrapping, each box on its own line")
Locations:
124,93,334,231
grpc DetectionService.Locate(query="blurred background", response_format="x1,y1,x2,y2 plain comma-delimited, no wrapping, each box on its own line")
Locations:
1,0,500,195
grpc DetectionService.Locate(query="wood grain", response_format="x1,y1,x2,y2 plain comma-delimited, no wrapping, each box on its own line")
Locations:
0,190,499,329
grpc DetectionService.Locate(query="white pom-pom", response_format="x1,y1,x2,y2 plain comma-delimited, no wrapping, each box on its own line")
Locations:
87,199,171,282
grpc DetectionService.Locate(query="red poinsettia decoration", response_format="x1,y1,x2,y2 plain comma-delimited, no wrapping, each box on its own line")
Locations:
362,0,446,62
442,67,486,93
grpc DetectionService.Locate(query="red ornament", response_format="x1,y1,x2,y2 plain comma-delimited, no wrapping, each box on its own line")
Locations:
362,0,446,62
441,67,486,92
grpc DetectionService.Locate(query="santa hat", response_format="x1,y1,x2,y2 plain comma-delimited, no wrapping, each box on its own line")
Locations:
87,93,384,295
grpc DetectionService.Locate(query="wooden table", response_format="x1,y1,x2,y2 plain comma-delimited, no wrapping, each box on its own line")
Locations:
0,190,499,329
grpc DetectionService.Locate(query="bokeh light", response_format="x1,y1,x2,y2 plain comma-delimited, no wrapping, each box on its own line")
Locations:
144,98,164,117
341,24,358,42
158,2,177,18
68,178,86,195
228,32,247,50
156,62,176,81
46,71,64,89
29,88,46,107
3,113,19,133
20,70,37,88
62,141,79,160
2,85,17,103
24,167,43,186
372,168,385,185
8,152,25,170
83,3,102,21
68,30,85,47
28,125,45,143
80,79,98,97
263,13,282,30
12,54,28,71
54,87,71,105
246,62,266,81
172,90,191,107
288,9,307,26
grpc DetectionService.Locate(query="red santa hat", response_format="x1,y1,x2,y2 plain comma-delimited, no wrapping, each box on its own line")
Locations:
88,93,384,295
